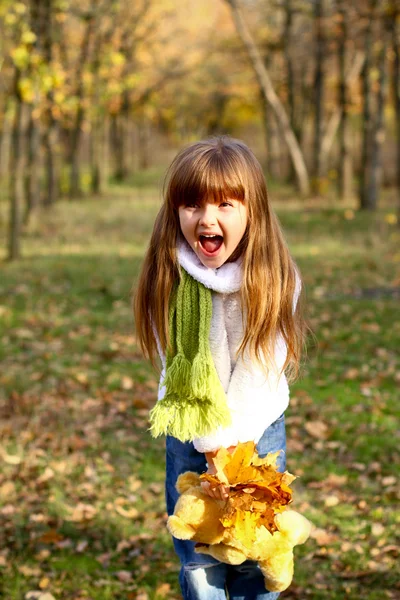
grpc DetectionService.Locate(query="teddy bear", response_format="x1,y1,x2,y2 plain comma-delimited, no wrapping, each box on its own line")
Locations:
167,469,311,593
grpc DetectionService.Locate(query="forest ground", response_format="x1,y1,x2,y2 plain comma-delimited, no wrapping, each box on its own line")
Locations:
0,182,399,599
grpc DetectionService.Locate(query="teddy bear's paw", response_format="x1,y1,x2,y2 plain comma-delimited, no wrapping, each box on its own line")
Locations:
194,543,212,556
274,510,312,546
167,515,196,540
260,554,294,593
176,472,200,494
196,542,247,565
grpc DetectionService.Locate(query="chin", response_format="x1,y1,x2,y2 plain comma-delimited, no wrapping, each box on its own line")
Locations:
197,254,227,269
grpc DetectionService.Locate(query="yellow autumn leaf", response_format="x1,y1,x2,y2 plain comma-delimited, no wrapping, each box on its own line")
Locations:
39,576,50,589
114,505,139,519
221,508,259,549
21,31,37,45
14,2,27,14
252,450,280,468
385,213,397,225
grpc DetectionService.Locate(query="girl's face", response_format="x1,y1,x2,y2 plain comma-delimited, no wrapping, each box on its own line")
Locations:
178,197,248,268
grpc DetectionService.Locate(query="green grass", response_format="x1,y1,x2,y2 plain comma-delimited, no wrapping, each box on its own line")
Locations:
0,184,399,599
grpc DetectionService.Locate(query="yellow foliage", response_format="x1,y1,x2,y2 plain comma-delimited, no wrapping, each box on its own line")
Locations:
18,77,35,103
21,30,37,45
10,46,29,70
200,442,296,537
110,52,126,67
14,2,27,15
41,74,54,93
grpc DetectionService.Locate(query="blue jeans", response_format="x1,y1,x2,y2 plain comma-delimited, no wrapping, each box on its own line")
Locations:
165,414,287,600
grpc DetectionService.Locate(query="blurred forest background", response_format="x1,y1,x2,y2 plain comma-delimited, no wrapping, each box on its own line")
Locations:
0,0,399,258
0,1,399,600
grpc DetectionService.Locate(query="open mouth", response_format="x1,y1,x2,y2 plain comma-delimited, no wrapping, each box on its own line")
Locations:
199,234,223,255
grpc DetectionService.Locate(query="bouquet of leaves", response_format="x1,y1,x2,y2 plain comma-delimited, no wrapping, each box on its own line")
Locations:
199,442,297,550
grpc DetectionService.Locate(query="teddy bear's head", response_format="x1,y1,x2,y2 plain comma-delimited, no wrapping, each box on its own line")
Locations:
167,471,226,545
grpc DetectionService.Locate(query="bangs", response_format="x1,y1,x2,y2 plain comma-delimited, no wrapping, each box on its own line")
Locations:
167,149,246,209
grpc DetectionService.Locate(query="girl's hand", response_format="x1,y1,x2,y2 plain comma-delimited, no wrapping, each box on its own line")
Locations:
201,446,236,501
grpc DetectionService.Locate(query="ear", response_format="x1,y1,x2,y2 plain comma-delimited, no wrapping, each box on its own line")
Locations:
176,471,200,494
274,510,312,546
167,515,196,540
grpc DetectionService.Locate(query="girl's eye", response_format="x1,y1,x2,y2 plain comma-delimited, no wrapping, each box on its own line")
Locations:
220,202,232,208
185,203,198,208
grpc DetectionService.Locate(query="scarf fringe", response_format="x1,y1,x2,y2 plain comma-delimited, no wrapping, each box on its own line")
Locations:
149,396,231,442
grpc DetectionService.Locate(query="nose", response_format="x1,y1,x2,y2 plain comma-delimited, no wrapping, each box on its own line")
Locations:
199,203,217,227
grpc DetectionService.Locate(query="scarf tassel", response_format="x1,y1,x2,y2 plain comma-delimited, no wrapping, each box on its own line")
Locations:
149,353,231,442
149,395,231,442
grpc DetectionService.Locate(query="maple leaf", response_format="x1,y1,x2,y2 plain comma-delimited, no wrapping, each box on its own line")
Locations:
221,508,259,549
200,442,297,536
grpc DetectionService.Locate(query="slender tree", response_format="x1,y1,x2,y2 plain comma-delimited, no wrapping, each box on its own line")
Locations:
320,50,365,171
337,0,352,200
68,6,96,198
8,69,25,260
368,21,389,209
359,0,377,210
41,0,58,207
283,0,299,182
313,0,326,191
225,0,310,195
390,2,400,219
24,0,42,223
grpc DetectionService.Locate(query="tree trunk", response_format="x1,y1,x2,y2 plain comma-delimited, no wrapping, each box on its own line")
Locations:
39,0,58,206
90,116,103,194
110,113,129,181
103,117,110,187
23,107,40,224
0,98,12,179
8,76,25,261
226,0,310,195
337,0,352,200
320,51,365,171
359,1,377,210
313,0,325,191
207,90,229,135
283,0,299,182
298,63,312,151
138,116,150,171
42,122,57,206
24,0,41,221
368,33,388,209
261,90,282,180
69,108,84,198
68,11,95,198
391,5,400,221
89,35,104,195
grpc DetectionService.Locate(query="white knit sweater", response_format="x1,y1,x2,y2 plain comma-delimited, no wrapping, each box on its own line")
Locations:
156,240,301,453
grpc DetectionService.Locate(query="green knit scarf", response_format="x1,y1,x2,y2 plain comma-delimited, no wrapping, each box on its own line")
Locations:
149,269,231,442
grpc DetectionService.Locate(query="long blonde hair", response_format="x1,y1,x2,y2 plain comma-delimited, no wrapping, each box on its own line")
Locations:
134,136,307,381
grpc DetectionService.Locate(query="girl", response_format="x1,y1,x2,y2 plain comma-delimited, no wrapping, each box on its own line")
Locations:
134,136,306,600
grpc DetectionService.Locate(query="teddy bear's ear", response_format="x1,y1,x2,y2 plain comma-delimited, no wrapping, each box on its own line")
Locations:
167,515,197,540
274,510,312,546
176,471,200,494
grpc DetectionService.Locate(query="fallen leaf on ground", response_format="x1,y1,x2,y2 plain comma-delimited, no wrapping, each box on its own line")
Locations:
304,421,329,440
